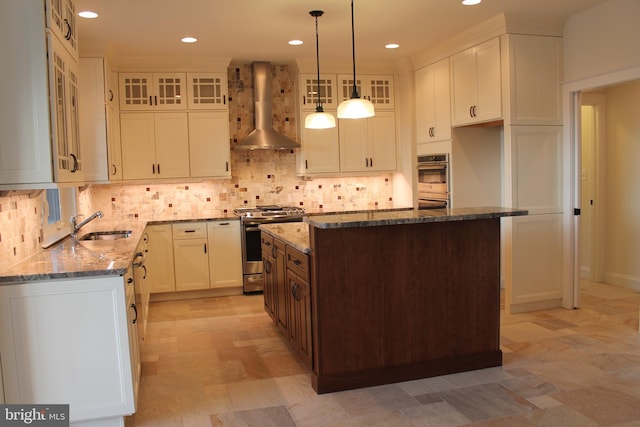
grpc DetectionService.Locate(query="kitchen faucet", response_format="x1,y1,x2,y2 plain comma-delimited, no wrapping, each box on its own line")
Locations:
70,210,103,240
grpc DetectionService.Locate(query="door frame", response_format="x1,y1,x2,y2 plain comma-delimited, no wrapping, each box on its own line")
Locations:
562,65,640,308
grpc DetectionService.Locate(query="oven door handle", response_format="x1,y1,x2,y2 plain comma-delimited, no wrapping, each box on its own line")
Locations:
244,226,261,232
417,163,447,170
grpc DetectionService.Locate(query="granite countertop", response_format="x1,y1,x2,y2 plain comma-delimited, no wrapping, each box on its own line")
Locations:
305,206,528,229
0,216,240,285
259,222,310,254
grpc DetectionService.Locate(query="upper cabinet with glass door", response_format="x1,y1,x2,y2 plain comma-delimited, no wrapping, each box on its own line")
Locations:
299,74,338,111
187,73,228,110
49,35,82,182
337,75,395,110
119,73,188,111
45,0,78,59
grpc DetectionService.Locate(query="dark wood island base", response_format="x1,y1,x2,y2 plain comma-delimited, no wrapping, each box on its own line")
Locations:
308,215,507,394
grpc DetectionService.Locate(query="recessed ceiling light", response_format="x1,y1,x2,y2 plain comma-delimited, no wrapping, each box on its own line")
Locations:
385,43,400,49
78,10,99,19
462,0,482,5
181,36,198,43
288,40,304,46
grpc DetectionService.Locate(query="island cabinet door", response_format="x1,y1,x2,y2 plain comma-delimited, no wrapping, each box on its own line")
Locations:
274,239,289,336
287,271,312,368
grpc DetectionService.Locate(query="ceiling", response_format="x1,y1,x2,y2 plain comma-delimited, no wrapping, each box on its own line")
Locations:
76,0,606,64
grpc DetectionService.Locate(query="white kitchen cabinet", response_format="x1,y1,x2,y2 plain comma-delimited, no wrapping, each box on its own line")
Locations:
120,112,190,180
79,57,123,182
207,220,243,289
124,268,141,406
450,37,502,126
49,34,84,183
146,224,176,293
299,74,338,110
0,276,135,423
119,73,187,111
187,73,228,110
173,222,210,291
339,111,397,173
45,0,78,59
506,34,563,126
188,112,231,178
415,58,451,143
298,110,341,175
337,74,395,110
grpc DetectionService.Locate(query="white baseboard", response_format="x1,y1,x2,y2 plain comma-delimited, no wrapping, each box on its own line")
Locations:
604,272,640,291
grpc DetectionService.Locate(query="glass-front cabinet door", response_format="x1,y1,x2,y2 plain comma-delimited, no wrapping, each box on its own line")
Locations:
45,0,78,58
119,73,187,111
299,74,337,110
187,73,228,110
337,74,395,110
48,35,82,182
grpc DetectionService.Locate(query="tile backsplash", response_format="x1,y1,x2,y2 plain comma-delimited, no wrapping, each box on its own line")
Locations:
0,63,398,271
0,192,45,272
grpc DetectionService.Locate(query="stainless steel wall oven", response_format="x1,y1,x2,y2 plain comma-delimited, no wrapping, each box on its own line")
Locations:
417,154,450,209
234,205,306,293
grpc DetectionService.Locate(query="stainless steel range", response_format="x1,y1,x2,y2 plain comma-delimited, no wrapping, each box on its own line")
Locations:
234,205,306,293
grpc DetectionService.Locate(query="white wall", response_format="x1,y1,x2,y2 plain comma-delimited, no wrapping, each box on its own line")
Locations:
564,0,640,84
603,82,640,289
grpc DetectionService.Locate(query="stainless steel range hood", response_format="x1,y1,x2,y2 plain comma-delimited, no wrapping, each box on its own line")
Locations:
233,62,300,150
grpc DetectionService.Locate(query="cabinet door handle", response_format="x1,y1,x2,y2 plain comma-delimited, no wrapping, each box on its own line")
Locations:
272,245,277,258
154,95,158,106
226,161,229,172
303,95,307,105
218,222,230,226
469,106,473,118
204,243,207,254
223,94,227,105
152,164,156,174
365,158,369,168
142,264,147,279
108,90,114,102
263,259,271,274
184,230,196,233
305,159,308,170
293,259,301,266
292,283,298,300
149,95,153,106
131,303,138,324
369,157,373,168
157,163,161,174
111,164,117,176
64,18,72,40
70,153,78,172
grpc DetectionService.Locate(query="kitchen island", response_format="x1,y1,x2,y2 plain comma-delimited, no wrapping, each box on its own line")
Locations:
263,207,527,394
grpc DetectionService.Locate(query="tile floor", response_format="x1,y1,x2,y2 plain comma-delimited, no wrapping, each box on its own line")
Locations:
126,281,640,426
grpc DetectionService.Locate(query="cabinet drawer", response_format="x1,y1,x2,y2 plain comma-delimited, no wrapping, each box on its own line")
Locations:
172,222,207,239
286,246,309,281
261,233,274,251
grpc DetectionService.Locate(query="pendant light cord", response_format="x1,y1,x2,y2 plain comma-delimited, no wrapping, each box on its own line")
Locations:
314,12,323,112
350,0,360,99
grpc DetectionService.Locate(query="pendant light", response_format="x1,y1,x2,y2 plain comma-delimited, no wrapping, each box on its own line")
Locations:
305,10,336,129
336,0,375,119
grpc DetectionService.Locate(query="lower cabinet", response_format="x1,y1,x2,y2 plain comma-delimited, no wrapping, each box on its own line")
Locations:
172,222,210,291
146,220,242,295
207,220,243,288
261,233,312,368
0,276,135,424
146,224,176,293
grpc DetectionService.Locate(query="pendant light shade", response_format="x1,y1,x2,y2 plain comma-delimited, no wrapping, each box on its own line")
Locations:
337,0,375,120
305,10,336,130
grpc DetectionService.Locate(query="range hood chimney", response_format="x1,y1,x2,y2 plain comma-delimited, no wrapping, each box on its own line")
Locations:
233,62,300,150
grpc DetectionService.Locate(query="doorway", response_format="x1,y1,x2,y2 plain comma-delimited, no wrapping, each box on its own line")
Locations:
571,79,640,306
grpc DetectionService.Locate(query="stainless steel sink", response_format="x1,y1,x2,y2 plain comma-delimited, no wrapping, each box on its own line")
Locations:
78,230,132,241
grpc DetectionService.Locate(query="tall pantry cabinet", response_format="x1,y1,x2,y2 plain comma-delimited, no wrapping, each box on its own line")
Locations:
0,0,84,186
